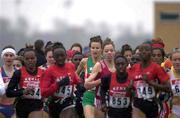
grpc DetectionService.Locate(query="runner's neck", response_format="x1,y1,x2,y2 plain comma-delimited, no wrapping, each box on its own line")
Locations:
92,56,101,64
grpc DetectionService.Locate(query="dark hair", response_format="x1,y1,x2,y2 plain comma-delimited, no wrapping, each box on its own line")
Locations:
152,48,165,58
121,44,132,56
72,51,83,58
14,56,24,65
142,40,152,45
2,45,15,51
34,39,44,50
89,35,103,48
133,45,140,54
140,43,152,52
17,48,25,56
70,43,83,53
45,46,53,56
23,47,35,55
25,43,34,50
114,51,128,63
102,38,115,49
45,41,53,49
52,42,66,52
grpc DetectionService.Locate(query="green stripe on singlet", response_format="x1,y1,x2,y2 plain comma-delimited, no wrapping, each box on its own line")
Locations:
87,56,94,74
82,56,96,107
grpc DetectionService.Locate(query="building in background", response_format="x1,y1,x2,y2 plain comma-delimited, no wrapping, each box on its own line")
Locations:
154,1,180,52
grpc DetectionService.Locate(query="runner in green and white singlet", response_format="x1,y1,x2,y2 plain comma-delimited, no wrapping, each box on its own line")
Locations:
76,36,102,118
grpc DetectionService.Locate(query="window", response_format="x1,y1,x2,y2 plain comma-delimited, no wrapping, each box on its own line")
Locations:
173,48,180,52
160,12,180,21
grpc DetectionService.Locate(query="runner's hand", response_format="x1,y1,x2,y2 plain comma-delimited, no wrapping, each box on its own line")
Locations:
142,74,149,83
76,83,86,93
23,87,34,95
58,76,70,86
101,103,108,112
126,80,134,92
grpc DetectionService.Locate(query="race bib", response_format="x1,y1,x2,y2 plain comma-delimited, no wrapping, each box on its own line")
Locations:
109,96,130,108
171,84,180,96
23,81,41,99
136,84,155,99
54,85,73,98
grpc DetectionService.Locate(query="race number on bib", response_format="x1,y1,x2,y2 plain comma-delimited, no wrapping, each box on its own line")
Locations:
109,96,130,108
54,85,73,98
23,82,41,99
137,85,155,99
172,84,180,96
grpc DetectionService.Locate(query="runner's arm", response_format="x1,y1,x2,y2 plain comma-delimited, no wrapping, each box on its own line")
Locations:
6,70,24,97
76,58,87,75
84,62,101,89
40,70,59,98
0,73,5,96
100,75,111,104
143,72,171,93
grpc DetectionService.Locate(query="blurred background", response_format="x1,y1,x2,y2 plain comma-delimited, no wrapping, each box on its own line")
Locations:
0,0,179,52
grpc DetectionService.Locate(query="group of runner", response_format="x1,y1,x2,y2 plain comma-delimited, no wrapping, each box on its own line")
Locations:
0,36,179,118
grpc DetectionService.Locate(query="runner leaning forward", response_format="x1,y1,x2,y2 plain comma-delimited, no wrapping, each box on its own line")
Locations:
41,42,84,118
100,53,133,118
6,47,44,118
131,43,170,118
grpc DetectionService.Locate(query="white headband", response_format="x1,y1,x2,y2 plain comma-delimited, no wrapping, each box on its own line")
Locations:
1,48,16,58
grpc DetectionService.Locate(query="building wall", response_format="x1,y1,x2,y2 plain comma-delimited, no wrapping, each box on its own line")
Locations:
154,2,180,52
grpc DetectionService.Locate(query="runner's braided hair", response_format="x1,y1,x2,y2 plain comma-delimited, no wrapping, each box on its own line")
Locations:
52,42,66,53
23,46,35,56
114,51,128,63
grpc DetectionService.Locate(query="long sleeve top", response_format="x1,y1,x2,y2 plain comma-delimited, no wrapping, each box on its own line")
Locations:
41,63,80,98
6,70,24,97
0,73,5,96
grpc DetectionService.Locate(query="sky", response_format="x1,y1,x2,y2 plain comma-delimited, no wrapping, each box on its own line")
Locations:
1,0,180,32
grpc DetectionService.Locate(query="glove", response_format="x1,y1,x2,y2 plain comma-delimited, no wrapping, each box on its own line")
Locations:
58,76,70,86
75,84,86,101
76,84,86,93
23,87,34,95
